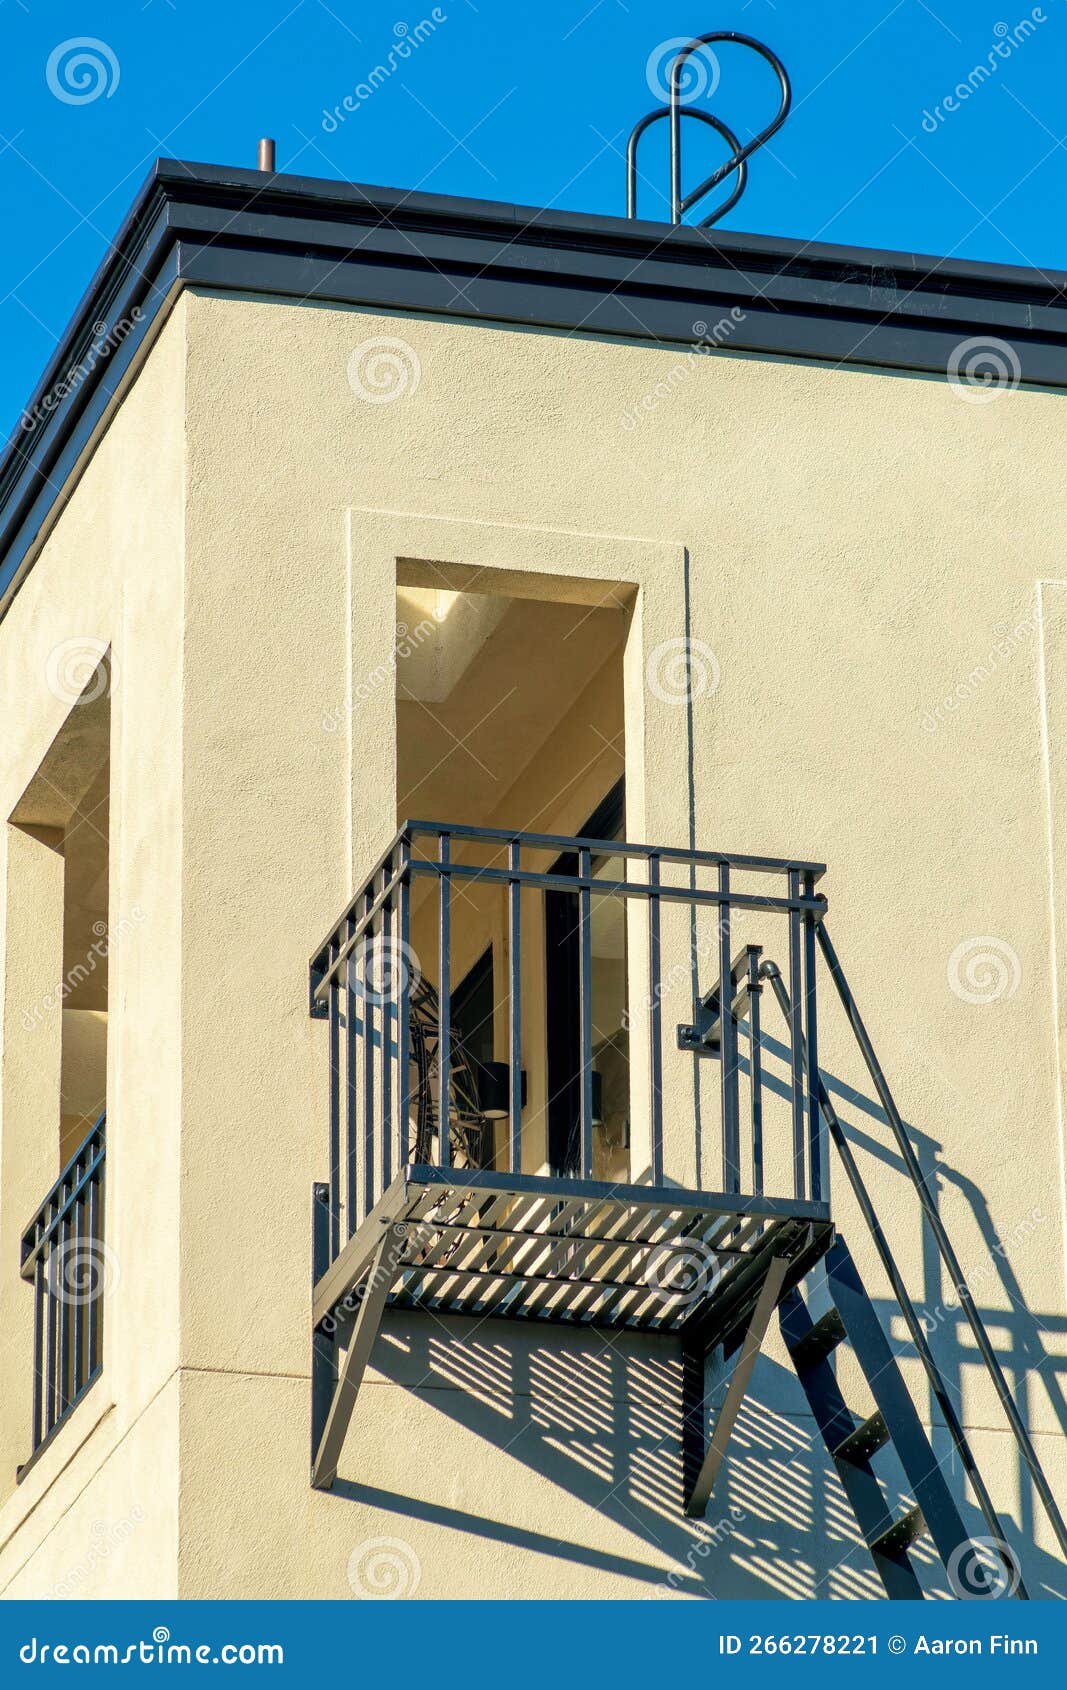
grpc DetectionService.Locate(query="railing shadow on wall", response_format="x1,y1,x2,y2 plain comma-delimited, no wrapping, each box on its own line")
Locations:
332,1308,1033,1598
743,1033,1067,1599
324,1026,1067,1600
330,1319,885,1599
329,1218,1067,1597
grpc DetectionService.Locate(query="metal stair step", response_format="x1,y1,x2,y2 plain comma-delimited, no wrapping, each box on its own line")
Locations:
869,1504,926,1560
785,1305,846,1371
833,1410,890,1465
779,1280,927,1601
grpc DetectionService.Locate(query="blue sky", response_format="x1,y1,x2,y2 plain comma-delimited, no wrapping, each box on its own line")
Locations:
2,0,1067,434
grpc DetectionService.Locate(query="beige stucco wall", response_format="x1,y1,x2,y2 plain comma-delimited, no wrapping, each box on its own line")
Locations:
0,299,186,1595
2,278,1067,1597
169,291,1067,1598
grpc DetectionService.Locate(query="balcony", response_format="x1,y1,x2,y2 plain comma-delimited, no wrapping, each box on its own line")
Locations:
17,1114,106,1481
307,822,834,1491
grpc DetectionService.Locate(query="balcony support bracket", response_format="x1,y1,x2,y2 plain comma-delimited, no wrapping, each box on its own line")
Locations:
310,1221,411,1491
683,1254,790,1518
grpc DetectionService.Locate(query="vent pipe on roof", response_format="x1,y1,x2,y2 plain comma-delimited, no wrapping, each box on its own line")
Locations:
257,138,276,172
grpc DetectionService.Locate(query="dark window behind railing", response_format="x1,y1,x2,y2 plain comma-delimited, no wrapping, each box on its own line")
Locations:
18,1114,106,1477
309,822,828,1263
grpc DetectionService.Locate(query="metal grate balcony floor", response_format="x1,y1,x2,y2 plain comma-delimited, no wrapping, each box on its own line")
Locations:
314,1166,833,1354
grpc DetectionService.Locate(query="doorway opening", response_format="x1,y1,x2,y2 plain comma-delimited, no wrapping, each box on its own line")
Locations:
394,570,630,1177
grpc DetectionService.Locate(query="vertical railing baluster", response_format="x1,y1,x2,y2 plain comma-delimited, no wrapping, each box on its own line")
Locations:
72,1183,84,1394
93,1136,105,1378
310,1182,336,1478
578,846,594,1179
438,832,452,1169
380,861,393,1193
787,868,806,1201
63,1175,75,1405
648,853,664,1185
32,1241,44,1450
45,1204,57,1436
345,915,358,1237
327,936,341,1258
803,869,823,1203
56,1194,69,1413
719,863,740,1194
75,1159,85,1398
397,851,412,1169
71,1192,80,1402
747,947,764,1197
86,1166,99,1378
508,837,522,1175
363,887,376,1216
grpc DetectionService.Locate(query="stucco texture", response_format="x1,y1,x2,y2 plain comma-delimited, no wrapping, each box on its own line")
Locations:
1,284,1066,1597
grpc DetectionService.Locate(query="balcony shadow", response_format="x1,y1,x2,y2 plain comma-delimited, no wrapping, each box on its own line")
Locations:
331,1308,901,1598
333,1284,1065,1598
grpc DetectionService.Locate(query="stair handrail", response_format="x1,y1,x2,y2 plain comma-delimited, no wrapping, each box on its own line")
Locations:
757,959,1027,1594
811,924,1067,1568
749,931,1067,1584
704,933,1067,1572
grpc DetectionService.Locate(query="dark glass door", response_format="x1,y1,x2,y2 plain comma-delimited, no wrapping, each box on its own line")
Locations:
544,780,629,1178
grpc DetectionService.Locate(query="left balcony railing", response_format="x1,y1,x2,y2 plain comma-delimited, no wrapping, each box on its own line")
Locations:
18,1114,106,1477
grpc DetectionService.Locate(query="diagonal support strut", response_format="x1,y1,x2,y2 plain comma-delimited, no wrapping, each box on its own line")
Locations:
685,1255,790,1518
311,1221,410,1491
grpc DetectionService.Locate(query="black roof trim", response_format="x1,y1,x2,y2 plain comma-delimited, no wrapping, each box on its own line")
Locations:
3,157,1067,620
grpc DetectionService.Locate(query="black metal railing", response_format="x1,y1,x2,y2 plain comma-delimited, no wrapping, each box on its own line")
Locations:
18,1115,106,1475
309,821,828,1260
308,824,1067,1576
